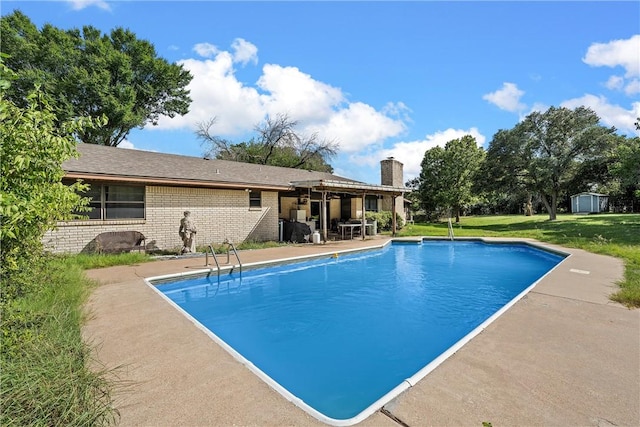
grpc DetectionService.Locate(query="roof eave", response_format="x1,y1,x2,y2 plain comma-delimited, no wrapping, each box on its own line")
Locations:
290,179,407,196
64,172,291,192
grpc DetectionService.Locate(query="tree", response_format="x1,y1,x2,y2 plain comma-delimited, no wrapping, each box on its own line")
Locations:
482,128,538,215
610,136,640,210
0,58,94,299
484,106,616,220
0,11,192,147
614,137,640,189
417,135,485,222
197,113,338,172
404,177,423,219
518,106,615,220
416,146,446,218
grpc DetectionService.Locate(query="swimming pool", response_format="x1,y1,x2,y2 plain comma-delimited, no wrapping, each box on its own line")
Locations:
152,240,566,425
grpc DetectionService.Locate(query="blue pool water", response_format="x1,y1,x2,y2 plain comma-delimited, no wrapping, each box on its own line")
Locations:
155,240,564,422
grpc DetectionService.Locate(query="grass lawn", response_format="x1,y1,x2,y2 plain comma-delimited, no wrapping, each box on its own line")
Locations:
396,213,640,308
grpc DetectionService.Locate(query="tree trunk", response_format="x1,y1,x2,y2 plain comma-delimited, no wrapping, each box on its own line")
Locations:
542,192,558,220
541,194,554,221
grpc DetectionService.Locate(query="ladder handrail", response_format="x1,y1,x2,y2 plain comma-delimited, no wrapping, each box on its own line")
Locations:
224,239,243,274
447,217,455,241
206,244,221,274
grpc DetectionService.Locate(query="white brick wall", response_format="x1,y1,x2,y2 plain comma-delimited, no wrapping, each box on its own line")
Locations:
43,186,279,253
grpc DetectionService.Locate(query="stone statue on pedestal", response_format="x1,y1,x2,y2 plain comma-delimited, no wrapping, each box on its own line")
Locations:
179,211,197,253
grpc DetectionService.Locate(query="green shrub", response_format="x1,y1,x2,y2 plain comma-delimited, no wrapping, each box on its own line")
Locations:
0,59,116,426
366,211,405,231
1,256,118,426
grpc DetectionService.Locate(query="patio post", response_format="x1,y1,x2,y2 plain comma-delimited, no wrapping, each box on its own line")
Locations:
321,190,328,242
361,192,366,240
392,193,397,236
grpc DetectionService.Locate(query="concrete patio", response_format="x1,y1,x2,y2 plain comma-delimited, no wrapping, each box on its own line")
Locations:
83,237,639,426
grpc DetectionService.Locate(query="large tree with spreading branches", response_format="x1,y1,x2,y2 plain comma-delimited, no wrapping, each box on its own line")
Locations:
484,106,616,220
1,10,192,147
196,113,338,172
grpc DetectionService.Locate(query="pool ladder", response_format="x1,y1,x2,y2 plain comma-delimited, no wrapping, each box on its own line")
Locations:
447,217,455,241
206,239,243,274
206,244,221,274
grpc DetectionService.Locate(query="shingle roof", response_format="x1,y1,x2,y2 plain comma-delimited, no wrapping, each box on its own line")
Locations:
64,143,360,190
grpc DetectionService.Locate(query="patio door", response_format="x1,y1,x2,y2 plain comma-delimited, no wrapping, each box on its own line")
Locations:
340,198,351,221
311,201,319,229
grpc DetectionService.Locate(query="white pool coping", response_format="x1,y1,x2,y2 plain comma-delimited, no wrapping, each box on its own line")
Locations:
144,238,570,426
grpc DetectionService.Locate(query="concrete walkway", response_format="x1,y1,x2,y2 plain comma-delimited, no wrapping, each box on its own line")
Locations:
83,238,639,426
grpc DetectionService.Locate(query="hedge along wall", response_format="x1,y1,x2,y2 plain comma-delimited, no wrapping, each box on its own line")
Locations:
43,186,279,253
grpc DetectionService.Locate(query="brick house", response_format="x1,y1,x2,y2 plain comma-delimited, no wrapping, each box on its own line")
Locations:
44,144,406,253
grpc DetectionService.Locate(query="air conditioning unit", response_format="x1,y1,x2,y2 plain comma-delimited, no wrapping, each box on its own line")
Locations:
290,209,306,222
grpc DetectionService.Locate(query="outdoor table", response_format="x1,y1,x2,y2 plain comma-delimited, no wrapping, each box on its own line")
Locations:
338,223,362,240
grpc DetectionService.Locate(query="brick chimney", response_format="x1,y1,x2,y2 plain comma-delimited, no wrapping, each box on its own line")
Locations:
380,157,405,221
380,157,404,187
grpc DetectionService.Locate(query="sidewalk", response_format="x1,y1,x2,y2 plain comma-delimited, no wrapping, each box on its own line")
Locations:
83,238,639,426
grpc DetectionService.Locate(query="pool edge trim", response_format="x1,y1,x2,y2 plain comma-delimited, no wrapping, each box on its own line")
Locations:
147,240,392,284
144,237,570,427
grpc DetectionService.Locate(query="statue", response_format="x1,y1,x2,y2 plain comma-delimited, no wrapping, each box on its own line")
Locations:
524,199,534,216
179,211,197,253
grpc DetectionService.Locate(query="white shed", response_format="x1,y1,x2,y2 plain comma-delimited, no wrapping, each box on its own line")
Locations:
571,192,608,214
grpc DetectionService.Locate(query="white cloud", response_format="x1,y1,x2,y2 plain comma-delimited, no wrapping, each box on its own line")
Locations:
528,102,549,116
193,43,219,58
583,35,640,77
561,94,640,134
382,101,412,123
584,35,640,99
529,73,542,82
309,102,407,152
350,128,486,181
605,75,624,91
624,78,640,96
66,0,110,11
155,53,264,134
231,38,258,66
257,64,345,122
118,139,135,149
154,40,407,150
483,82,526,112
603,72,639,97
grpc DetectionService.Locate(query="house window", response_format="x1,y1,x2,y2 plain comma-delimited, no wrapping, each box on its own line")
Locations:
365,195,379,212
84,185,103,219
249,190,262,208
105,185,145,219
76,183,145,220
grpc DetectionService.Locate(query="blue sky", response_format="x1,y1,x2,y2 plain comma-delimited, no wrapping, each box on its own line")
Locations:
4,1,640,184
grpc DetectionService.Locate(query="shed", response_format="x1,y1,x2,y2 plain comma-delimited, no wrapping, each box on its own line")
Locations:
571,192,608,214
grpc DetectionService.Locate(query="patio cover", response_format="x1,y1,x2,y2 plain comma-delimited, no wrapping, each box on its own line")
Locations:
290,179,407,241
